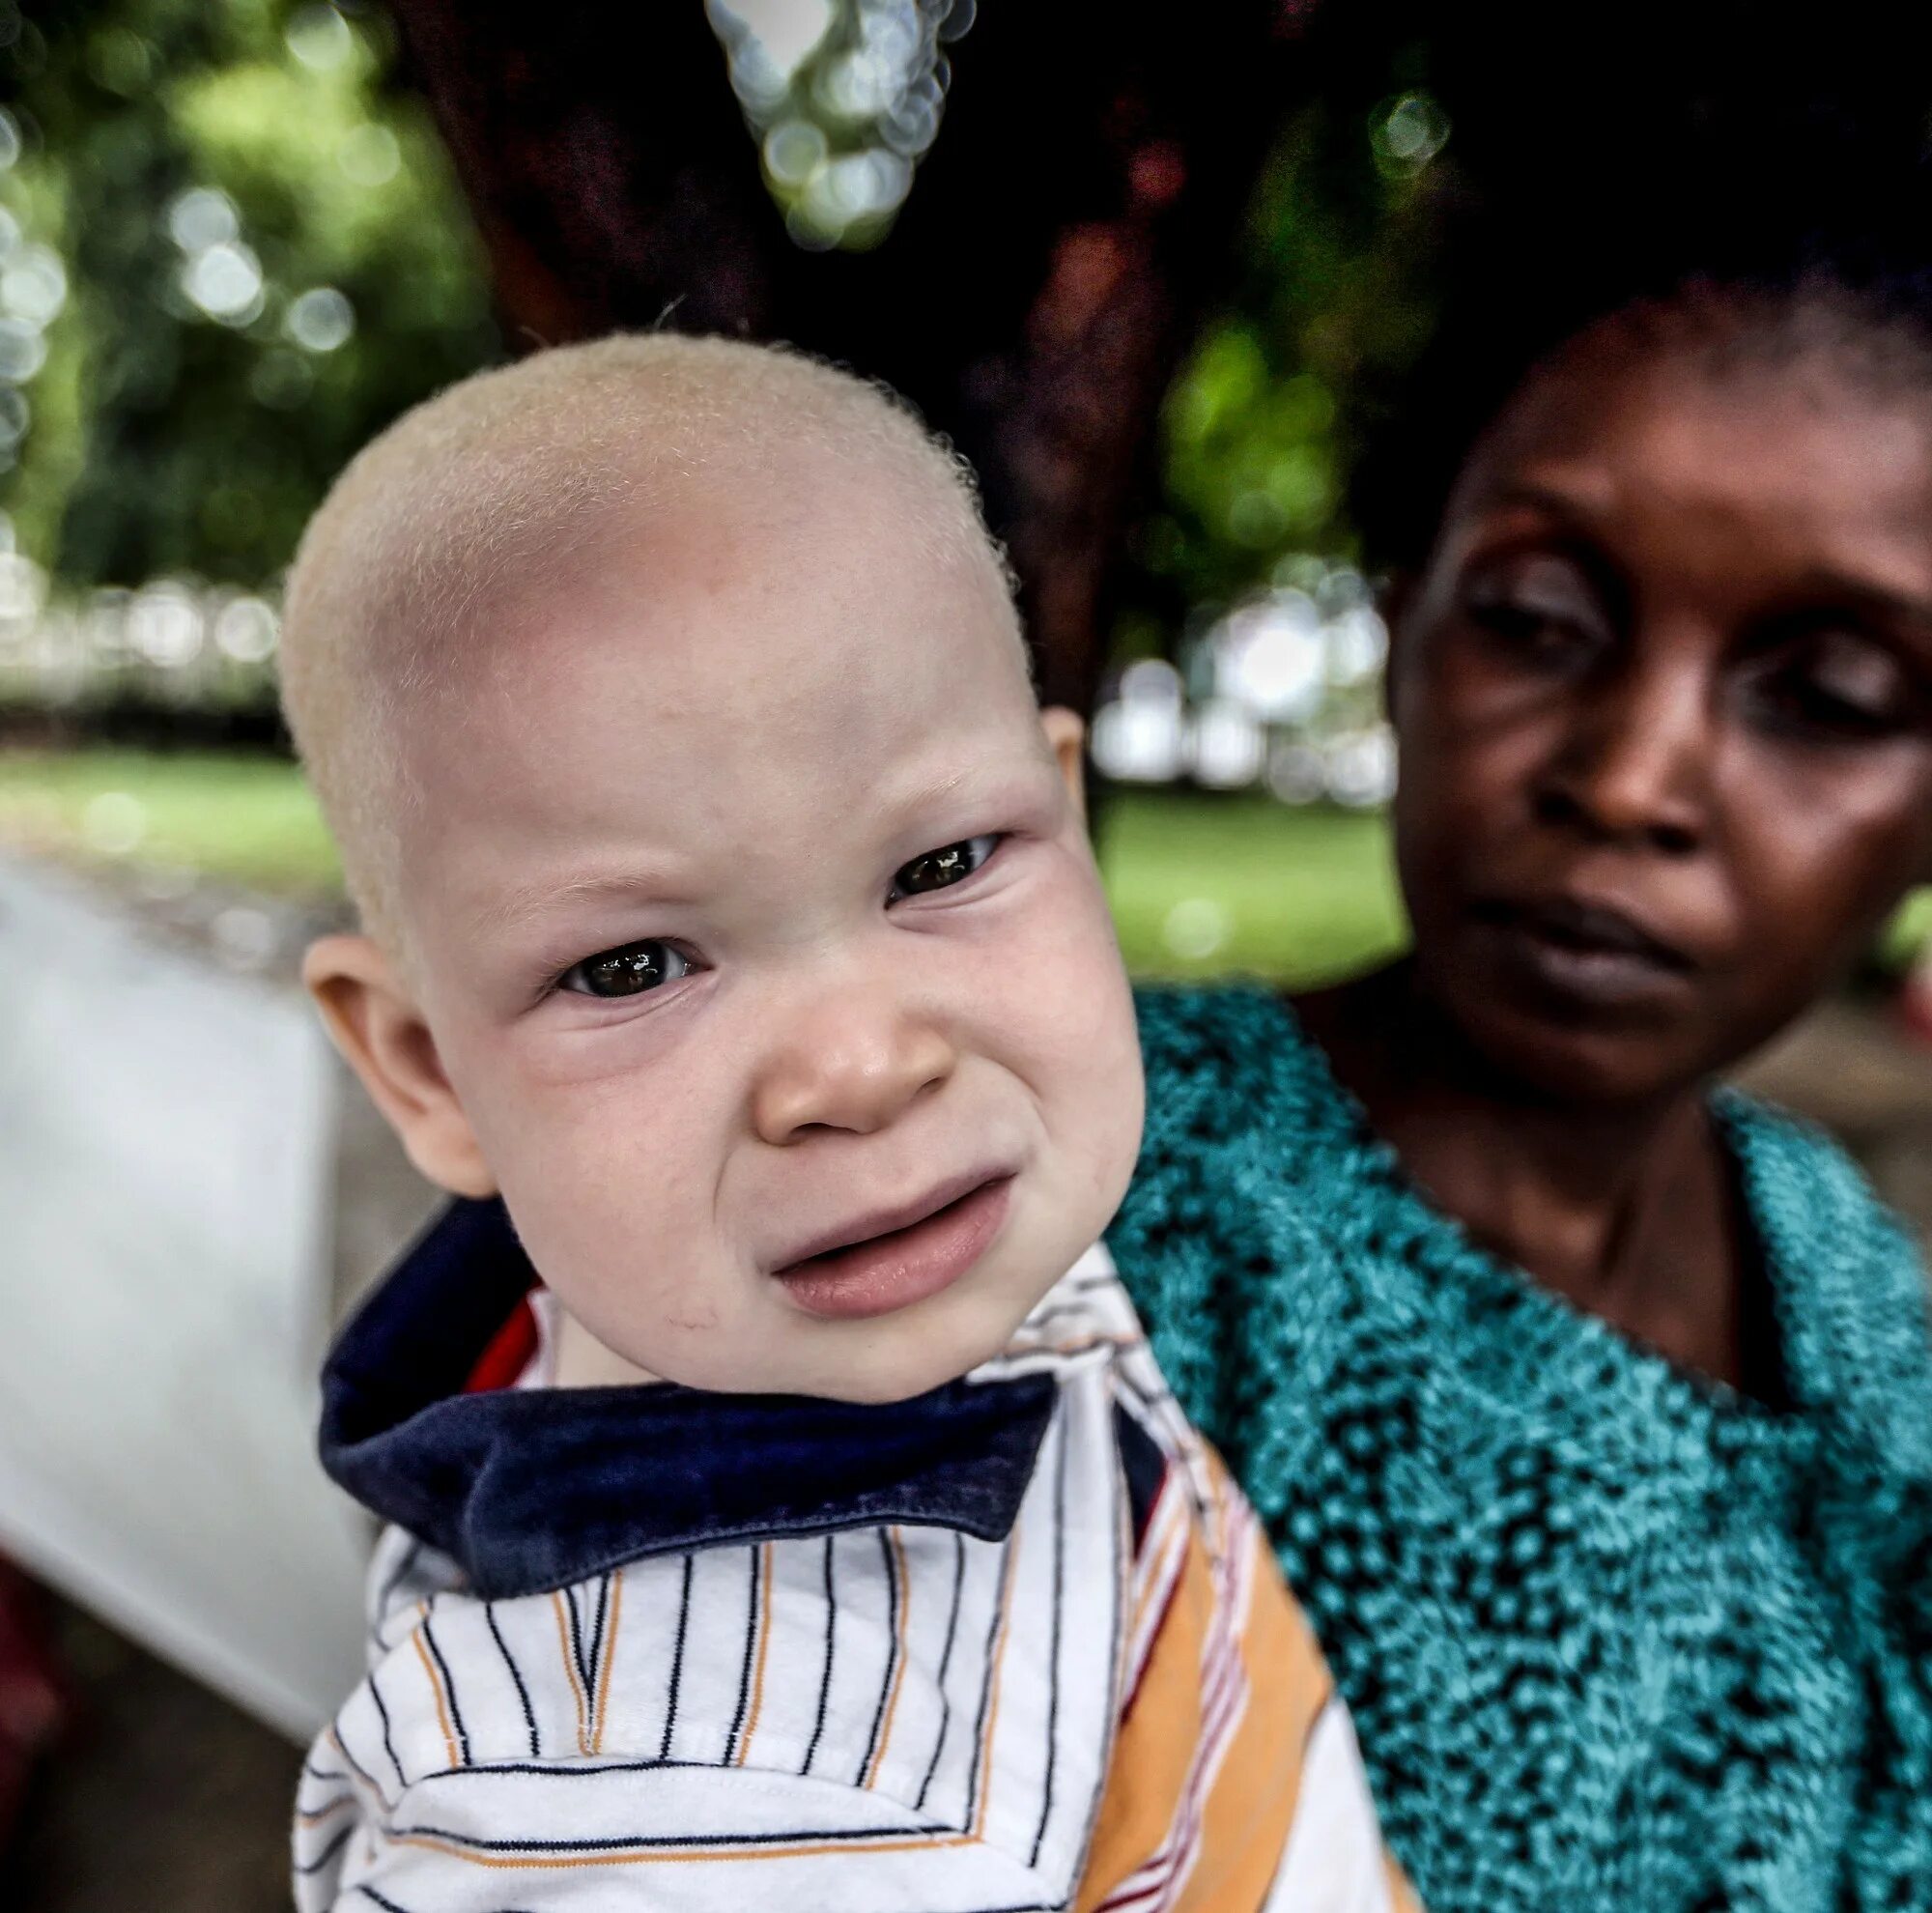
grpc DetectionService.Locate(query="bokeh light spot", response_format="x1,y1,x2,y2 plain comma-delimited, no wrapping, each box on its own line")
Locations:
286,286,355,353
336,123,400,187
213,597,279,665
0,244,66,328
0,320,45,383
763,119,829,186
81,791,147,857
167,187,239,254
1371,91,1450,176
286,4,354,73
182,242,264,324
1162,898,1232,961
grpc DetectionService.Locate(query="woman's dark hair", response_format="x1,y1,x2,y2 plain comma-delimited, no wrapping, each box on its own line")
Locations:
1350,2,1932,571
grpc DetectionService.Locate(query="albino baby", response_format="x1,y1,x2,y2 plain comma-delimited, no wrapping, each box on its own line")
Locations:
283,332,1413,1912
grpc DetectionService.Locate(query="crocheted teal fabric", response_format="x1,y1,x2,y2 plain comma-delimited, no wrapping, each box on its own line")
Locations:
1107,984,1932,1913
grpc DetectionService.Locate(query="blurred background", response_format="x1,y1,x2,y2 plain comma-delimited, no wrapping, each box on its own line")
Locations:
3,2,1932,1903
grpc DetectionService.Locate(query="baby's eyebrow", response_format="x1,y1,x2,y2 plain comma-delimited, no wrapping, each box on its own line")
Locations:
470,868,692,940
877,751,1058,827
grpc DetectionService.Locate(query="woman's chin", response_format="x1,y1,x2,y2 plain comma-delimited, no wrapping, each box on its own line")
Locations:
1454,997,1703,1110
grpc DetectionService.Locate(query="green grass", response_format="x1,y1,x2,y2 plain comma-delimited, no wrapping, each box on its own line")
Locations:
1880,888,1932,974
1099,790,1406,983
0,748,341,895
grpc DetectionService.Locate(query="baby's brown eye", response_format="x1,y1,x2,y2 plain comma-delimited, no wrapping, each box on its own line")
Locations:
561,939,692,998
888,835,1000,903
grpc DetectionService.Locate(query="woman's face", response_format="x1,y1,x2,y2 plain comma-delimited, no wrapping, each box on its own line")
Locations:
1391,306,1932,1104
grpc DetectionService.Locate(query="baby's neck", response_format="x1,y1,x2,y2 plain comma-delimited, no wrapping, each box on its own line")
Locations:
552,1304,662,1390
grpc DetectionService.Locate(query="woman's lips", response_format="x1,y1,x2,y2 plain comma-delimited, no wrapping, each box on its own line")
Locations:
773,1174,1015,1322
1470,895,1697,1010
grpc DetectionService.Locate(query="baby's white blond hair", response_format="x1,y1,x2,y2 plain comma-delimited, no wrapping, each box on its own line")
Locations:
279,331,1016,955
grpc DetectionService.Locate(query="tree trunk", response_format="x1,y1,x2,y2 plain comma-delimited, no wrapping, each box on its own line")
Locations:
383,2,1314,712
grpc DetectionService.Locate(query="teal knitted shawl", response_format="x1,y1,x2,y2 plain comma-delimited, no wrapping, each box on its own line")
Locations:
1108,984,1932,1913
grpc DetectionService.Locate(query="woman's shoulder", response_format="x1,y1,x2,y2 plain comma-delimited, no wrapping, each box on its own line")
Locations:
1722,1084,1906,1221
1132,977,1294,1059
1720,1086,1920,1294
1720,1086,1932,1446
1132,981,1333,1142
1114,985,1377,1425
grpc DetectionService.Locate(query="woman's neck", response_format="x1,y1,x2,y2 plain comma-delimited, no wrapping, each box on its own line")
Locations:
1298,964,1755,1388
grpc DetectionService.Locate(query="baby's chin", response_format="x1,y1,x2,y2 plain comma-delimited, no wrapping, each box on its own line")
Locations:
783,1244,1082,1403
766,1325,1017,1406
586,1281,1044,1405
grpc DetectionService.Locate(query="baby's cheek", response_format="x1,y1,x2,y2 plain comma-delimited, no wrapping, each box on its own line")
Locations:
613,1279,724,1358
1009,900,1143,1184
526,1193,729,1385
498,1108,691,1283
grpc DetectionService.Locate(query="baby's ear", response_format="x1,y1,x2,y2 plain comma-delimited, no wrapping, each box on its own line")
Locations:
301,933,497,1199
1040,706,1088,822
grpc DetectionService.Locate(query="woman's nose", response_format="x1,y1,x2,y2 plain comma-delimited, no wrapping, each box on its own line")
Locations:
1534,651,1712,855
752,999,957,1144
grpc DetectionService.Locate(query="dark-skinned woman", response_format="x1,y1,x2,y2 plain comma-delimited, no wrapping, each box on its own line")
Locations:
1110,119,1932,1913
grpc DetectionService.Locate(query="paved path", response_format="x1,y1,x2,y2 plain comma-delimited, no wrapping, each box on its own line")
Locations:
0,854,371,1741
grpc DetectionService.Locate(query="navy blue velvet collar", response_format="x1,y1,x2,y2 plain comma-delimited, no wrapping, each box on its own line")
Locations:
320,1199,1055,1601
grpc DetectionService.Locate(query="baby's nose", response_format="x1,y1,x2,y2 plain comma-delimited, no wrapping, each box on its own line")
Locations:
752,1008,956,1143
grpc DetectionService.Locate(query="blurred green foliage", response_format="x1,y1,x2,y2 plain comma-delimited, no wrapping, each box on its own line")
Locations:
1140,83,1447,614
0,0,498,591
0,0,1446,623
0,1,1449,648
708,0,965,252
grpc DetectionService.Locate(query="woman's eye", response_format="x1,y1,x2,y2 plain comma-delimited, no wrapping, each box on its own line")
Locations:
1745,632,1920,739
887,835,1001,904
1465,596,1605,668
1805,639,1912,726
560,939,693,999
1462,554,1612,671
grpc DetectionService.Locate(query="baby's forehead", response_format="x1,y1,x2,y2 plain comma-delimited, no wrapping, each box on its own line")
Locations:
387,501,1048,945
395,444,1025,778
432,434,1006,671
280,335,1024,951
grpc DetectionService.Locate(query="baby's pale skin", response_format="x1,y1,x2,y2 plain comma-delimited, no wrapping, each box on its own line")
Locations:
305,443,1146,1402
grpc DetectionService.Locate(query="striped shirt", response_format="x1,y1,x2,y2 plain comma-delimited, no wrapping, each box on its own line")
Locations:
297,1199,1416,1912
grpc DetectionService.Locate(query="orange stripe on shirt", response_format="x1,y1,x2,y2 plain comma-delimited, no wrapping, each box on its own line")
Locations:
972,1524,1022,1840
590,1568,624,1756
734,1548,775,1767
552,1589,592,1756
394,1828,986,1870
412,1616,462,1772
1076,1526,1213,1908
1076,1459,1355,1913
1168,1529,1329,1912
